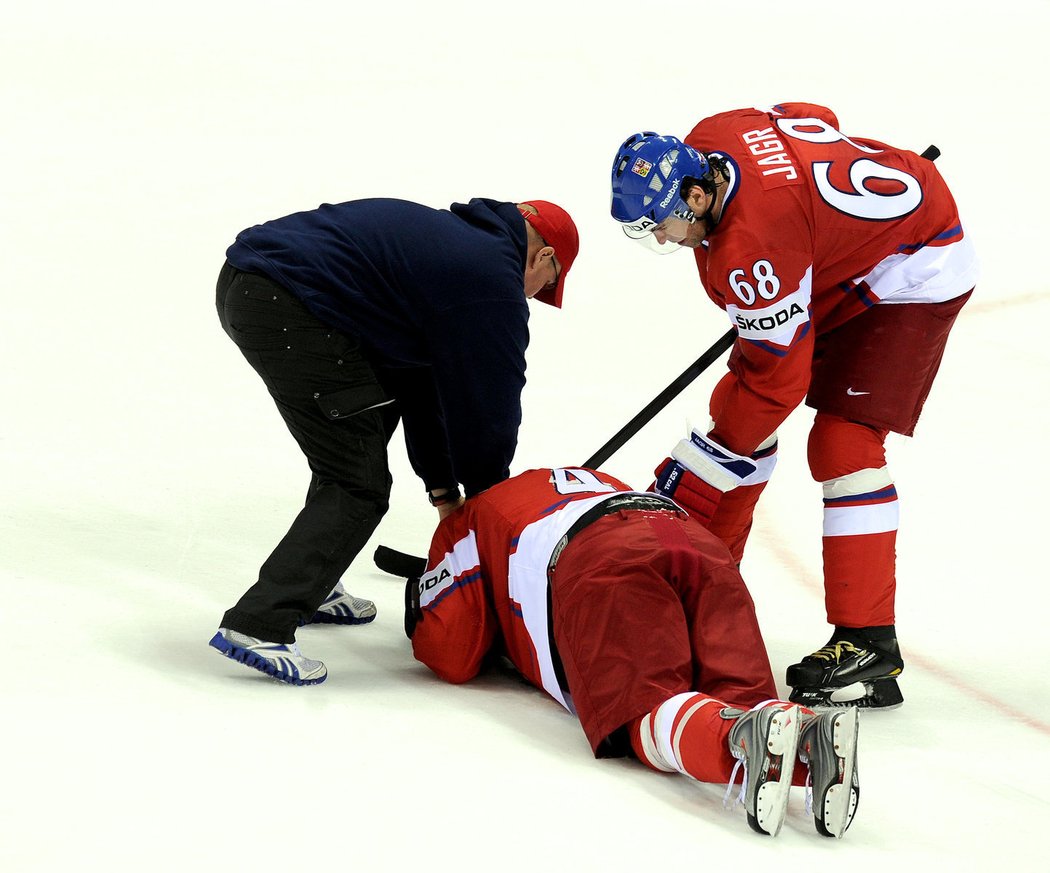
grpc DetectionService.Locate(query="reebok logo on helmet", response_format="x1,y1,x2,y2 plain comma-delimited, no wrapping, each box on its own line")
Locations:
659,178,681,209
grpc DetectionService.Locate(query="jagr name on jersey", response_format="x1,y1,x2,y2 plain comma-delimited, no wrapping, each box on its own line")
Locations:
739,127,799,183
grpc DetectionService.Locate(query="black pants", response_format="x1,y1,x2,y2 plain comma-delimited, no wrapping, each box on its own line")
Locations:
216,262,397,642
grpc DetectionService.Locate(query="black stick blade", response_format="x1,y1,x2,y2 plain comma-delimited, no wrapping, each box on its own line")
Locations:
374,545,427,578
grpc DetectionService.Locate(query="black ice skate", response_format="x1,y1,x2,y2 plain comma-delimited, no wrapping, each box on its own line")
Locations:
786,628,904,709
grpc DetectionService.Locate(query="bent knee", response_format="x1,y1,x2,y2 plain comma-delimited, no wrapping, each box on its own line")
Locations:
808,413,889,482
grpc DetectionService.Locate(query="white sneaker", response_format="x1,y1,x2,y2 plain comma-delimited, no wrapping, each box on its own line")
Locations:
209,628,327,686
301,580,377,626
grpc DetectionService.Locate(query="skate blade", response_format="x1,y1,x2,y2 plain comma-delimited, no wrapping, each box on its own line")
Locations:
751,706,801,837
793,678,903,710
821,708,860,838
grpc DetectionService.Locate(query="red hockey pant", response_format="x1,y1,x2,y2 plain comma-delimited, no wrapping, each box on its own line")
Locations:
550,508,777,756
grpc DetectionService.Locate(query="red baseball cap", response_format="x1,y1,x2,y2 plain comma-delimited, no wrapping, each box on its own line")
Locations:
519,200,579,308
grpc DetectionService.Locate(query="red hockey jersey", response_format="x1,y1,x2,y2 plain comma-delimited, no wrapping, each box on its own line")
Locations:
684,102,979,453
410,467,639,712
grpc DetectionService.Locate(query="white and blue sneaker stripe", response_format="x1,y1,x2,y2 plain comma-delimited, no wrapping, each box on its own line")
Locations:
300,581,377,626
209,628,327,686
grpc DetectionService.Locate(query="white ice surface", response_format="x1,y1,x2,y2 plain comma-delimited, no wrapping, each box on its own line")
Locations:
3,2,1048,869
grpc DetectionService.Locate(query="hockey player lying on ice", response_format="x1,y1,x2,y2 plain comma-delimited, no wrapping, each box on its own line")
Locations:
405,466,861,838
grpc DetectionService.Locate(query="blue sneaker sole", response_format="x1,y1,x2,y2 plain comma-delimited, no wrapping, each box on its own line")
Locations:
208,632,326,686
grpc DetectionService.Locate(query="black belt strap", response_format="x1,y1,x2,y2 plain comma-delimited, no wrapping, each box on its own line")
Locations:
547,493,681,577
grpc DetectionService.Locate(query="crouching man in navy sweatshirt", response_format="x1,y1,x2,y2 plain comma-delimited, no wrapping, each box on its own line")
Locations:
209,196,579,685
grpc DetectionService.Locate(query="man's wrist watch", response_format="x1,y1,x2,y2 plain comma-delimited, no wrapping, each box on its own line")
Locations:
428,485,462,507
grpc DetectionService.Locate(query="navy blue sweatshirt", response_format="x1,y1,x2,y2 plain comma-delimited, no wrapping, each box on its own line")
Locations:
225,197,530,497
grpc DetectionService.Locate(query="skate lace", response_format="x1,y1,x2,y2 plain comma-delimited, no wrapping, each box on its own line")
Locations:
810,641,862,663
722,758,747,810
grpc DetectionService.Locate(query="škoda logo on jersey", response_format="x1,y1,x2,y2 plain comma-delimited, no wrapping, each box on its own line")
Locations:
734,302,805,333
421,567,451,592
417,564,457,609
728,283,811,343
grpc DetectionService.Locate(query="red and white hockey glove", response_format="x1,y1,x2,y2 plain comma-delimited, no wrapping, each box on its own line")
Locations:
653,430,777,527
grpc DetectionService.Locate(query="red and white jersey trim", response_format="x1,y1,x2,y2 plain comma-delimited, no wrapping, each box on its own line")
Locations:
856,230,979,306
418,530,480,610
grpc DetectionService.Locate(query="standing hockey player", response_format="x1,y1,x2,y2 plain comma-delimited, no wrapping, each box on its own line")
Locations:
209,198,578,685
608,104,978,709
406,466,861,838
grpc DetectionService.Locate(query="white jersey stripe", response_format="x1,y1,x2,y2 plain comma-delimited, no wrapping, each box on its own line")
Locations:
508,491,658,711
859,231,978,305
419,531,481,609
823,501,899,537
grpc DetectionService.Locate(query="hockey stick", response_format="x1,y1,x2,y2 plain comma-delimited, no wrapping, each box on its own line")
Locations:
583,327,737,468
374,544,427,578
374,144,942,577
373,333,737,576
375,330,736,576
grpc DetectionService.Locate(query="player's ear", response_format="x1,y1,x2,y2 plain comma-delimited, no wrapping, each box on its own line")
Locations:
683,184,707,213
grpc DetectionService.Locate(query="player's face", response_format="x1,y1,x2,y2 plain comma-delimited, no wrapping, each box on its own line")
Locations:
627,185,717,252
652,216,693,246
661,186,719,248
652,214,712,249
